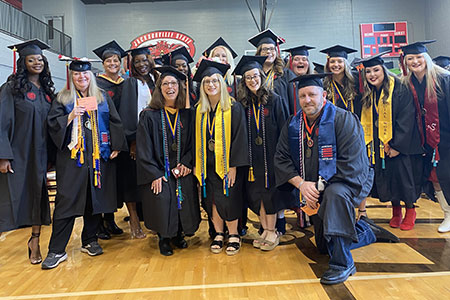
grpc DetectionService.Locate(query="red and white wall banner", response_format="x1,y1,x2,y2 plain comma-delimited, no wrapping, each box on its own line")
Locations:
130,30,196,58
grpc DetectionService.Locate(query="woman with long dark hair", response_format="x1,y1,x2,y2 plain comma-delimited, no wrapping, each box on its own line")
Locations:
193,60,248,255
117,46,159,239
235,56,290,250
360,52,419,230
0,40,55,265
400,40,450,233
136,66,200,256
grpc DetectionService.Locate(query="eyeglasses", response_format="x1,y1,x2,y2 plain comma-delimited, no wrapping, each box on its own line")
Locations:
162,81,178,87
244,74,260,82
203,79,220,86
261,47,276,53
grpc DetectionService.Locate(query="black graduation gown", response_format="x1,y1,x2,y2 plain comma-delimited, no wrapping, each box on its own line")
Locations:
117,77,155,204
96,75,124,111
194,102,249,221
410,74,450,205
136,108,200,238
0,82,52,232
368,78,419,204
242,92,293,214
274,106,373,241
47,93,127,219
267,68,294,116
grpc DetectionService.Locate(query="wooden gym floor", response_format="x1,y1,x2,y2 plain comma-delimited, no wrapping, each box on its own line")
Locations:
1,197,450,300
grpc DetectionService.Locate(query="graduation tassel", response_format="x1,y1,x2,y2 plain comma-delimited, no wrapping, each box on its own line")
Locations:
66,62,70,90
380,143,385,169
432,148,438,167
371,142,375,166
233,76,237,98
12,47,17,74
248,167,255,182
185,78,190,109
265,171,269,189
202,174,206,198
293,82,297,115
357,64,364,93
399,52,407,76
224,175,229,197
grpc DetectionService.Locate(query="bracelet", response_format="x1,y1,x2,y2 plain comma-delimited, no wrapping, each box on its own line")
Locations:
298,179,304,190
358,209,366,212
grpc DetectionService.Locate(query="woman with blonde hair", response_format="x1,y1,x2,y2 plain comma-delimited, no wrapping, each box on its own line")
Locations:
193,60,248,255
400,40,450,233
42,59,127,269
360,52,420,230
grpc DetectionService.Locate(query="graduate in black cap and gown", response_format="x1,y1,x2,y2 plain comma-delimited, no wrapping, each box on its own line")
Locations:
400,40,450,233
117,46,159,239
202,37,238,98
0,40,56,264
136,66,200,256
193,59,249,255
359,51,420,230
433,56,450,70
235,55,291,250
93,40,128,238
274,73,398,285
162,47,197,106
321,45,362,116
249,29,296,116
42,58,127,269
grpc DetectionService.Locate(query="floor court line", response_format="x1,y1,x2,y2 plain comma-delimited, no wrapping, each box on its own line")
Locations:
2,271,450,300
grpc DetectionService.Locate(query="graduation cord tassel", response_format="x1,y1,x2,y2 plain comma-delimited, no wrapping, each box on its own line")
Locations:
221,111,229,197
247,105,255,182
161,109,170,180
12,47,17,74
90,110,102,188
298,114,305,206
380,143,386,170
200,115,207,198
261,104,269,189
175,112,183,209
432,148,438,167
399,52,407,76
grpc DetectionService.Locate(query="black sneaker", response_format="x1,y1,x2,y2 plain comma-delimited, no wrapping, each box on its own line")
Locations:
105,220,124,235
97,223,111,240
81,241,103,256
41,252,67,270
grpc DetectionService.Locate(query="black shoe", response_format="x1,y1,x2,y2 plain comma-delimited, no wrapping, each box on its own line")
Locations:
105,220,124,235
320,264,356,285
276,217,286,235
172,236,188,249
81,241,103,256
239,226,248,236
159,238,173,256
97,223,111,240
41,252,67,270
360,216,400,243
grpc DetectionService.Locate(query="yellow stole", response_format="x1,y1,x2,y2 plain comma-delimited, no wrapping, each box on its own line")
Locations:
195,99,232,194
98,74,124,84
361,76,394,165
265,69,275,90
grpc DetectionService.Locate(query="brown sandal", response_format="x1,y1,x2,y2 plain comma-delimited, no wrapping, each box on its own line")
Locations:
28,232,42,264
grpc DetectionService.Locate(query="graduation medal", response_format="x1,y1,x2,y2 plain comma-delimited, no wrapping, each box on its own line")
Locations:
305,148,312,158
207,113,216,152
255,136,263,145
252,103,263,146
164,107,179,153
208,139,215,152
84,119,91,130
303,112,317,159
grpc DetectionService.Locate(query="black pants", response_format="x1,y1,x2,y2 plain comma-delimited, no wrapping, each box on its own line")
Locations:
48,193,101,254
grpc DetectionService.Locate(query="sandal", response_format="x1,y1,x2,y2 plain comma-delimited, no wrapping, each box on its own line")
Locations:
226,234,241,256
260,230,280,251
253,229,267,249
28,232,42,264
210,232,225,254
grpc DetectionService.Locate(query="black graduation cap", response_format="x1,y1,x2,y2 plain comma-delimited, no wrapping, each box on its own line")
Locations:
360,50,391,68
162,46,193,66
233,55,267,76
93,40,126,61
153,66,186,81
400,40,435,55
433,55,450,68
283,45,315,57
192,59,230,82
153,56,163,66
59,56,100,71
248,28,285,48
320,45,357,59
290,73,331,90
8,39,49,57
126,45,151,57
204,37,238,59
313,62,324,73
